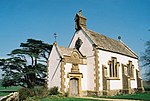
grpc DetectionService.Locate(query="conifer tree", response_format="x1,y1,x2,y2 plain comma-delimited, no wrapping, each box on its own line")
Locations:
0,39,52,88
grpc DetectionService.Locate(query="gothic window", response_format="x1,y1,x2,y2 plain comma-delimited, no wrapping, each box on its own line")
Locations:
127,61,134,78
108,57,120,78
75,38,83,50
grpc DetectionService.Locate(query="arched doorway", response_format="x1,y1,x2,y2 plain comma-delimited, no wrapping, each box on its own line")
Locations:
70,78,79,96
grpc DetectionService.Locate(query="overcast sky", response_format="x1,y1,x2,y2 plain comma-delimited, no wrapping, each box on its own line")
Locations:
0,0,150,79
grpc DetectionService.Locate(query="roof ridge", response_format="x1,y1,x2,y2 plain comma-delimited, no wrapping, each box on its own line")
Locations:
81,27,138,59
53,43,62,58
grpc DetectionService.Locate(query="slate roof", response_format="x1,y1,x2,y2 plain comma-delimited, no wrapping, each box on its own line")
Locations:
82,28,138,59
57,46,75,57
57,46,86,59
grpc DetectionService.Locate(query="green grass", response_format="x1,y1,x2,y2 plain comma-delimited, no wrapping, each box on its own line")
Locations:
25,92,150,101
106,92,150,100
0,86,21,97
0,86,20,97
0,86,20,91
27,96,103,101
0,80,21,97
41,97,102,101
0,92,10,96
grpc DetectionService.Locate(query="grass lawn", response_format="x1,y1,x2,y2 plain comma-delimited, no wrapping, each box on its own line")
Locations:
0,85,20,96
104,92,150,100
25,92,150,101
42,97,102,101
0,92,10,96
0,86,20,91
27,96,103,101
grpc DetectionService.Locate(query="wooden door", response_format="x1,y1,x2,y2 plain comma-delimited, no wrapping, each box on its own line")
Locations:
70,78,78,96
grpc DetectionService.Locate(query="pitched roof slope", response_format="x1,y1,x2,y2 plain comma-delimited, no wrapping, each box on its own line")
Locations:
57,46,85,59
83,28,138,59
57,46,75,57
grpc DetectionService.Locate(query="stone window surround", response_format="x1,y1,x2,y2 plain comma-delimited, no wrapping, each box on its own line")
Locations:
108,57,120,80
127,61,135,80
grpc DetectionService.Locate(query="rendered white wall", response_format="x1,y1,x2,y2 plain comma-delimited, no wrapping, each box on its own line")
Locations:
131,80,136,88
69,30,95,91
109,80,122,90
98,49,139,90
64,63,72,92
79,64,87,91
47,45,61,90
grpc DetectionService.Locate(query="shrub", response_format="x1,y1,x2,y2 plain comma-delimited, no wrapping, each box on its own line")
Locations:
18,87,34,100
18,86,49,100
32,86,49,98
49,86,59,95
26,96,41,101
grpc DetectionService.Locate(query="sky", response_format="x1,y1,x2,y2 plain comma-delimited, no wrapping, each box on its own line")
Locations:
0,0,150,79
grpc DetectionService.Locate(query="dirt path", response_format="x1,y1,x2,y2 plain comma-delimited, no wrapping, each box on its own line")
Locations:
80,97,142,101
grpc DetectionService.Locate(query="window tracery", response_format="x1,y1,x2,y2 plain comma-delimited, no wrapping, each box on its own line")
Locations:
108,57,120,78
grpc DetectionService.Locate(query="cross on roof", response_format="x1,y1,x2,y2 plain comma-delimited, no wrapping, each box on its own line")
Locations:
54,33,58,42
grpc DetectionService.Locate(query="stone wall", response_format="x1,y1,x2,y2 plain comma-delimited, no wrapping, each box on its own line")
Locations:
0,92,19,101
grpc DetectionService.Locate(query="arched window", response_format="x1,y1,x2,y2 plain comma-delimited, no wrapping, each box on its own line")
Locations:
75,38,83,50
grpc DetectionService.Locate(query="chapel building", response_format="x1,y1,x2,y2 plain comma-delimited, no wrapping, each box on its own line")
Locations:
47,11,144,96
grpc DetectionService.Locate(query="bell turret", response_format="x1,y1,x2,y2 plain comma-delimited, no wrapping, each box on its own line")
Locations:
74,10,87,31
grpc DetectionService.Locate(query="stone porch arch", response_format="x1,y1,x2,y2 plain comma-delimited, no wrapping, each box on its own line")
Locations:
60,50,86,96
